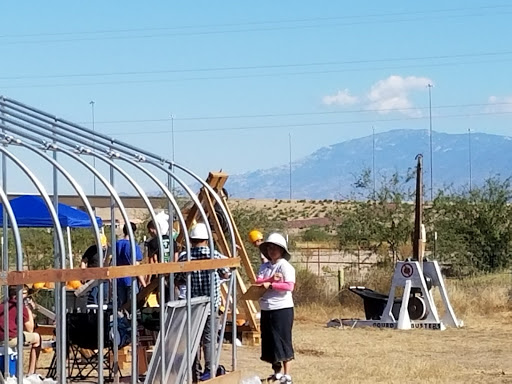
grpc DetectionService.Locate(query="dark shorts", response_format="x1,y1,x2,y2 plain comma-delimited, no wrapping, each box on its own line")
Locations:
260,307,294,364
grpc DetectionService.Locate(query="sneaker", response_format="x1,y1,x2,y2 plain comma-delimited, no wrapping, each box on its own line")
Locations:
24,374,45,384
279,374,292,384
268,373,283,382
199,370,211,381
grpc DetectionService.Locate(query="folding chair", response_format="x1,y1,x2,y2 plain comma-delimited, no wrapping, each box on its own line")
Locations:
67,312,119,382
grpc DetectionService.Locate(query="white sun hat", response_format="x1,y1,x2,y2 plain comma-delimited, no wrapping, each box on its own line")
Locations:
259,232,290,261
189,222,209,240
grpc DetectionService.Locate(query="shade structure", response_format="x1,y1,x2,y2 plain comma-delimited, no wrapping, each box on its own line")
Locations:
0,195,102,228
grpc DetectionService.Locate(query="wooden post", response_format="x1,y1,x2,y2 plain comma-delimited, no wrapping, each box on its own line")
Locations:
413,155,424,265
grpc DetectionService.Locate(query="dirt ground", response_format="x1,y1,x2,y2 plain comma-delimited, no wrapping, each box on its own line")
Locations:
232,310,512,384
26,309,512,384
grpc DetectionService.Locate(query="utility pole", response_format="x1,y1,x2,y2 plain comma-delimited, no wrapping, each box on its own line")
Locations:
427,84,434,201
372,126,376,198
89,100,96,196
171,114,176,194
289,133,292,200
468,128,472,192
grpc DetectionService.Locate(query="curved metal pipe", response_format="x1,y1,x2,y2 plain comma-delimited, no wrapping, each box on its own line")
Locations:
0,181,25,381
0,123,140,381
143,160,218,380
116,155,195,382
0,146,67,383
1,137,107,381
1,98,240,378
88,151,163,384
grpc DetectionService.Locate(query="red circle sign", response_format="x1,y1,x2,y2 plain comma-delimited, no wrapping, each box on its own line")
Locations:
401,263,413,278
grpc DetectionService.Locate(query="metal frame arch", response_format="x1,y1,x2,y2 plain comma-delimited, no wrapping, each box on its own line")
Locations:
116,155,194,382
0,124,137,248
1,99,236,256
0,146,68,384
0,121,138,382
0,96,242,381
0,185,26,380
116,156,192,258
0,117,145,376
144,160,224,378
87,150,165,384
1,136,109,382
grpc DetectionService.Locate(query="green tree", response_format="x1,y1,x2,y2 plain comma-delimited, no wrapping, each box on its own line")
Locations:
428,177,512,275
333,168,415,262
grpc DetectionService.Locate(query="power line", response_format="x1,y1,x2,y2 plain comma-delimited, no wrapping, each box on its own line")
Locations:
2,9,511,45
2,50,512,81
102,110,512,136
67,101,512,126
2,4,510,39
3,56,512,90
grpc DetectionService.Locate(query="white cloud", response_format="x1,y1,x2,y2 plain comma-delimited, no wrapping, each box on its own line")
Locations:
322,75,433,117
486,95,512,113
366,75,432,117
322,89,359,106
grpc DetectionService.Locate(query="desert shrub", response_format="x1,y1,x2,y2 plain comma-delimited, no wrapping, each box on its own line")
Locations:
302,226,332,242
293,267,336,305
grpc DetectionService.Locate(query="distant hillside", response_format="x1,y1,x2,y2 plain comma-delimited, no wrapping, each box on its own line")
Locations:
225,129,512,199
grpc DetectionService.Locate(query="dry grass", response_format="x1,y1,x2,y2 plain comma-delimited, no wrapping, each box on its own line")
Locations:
233,309,512,384
234,273,512,383
28,273,512,384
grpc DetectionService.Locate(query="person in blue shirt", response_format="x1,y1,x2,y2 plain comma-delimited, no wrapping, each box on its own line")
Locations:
116,222,146,308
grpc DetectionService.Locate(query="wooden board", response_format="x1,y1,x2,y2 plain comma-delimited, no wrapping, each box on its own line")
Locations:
6,258,240,286
241,285,266,301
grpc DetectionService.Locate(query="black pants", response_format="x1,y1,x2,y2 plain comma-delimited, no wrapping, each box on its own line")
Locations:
192,314,219,381
260,307,294,365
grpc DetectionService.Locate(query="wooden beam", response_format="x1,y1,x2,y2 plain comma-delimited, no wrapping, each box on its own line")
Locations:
218,189,256,283
7,258,240,286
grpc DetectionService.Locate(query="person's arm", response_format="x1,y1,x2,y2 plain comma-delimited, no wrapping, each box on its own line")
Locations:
262,281,295,291
80,259,87,269
135,246,147,287
24,306,35,333
256,276,274,283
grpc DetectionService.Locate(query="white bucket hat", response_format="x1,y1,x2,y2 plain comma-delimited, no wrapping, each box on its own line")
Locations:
189,222,209,240
259,233,290,261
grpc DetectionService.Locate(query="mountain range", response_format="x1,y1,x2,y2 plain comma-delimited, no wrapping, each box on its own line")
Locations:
225,129,512,199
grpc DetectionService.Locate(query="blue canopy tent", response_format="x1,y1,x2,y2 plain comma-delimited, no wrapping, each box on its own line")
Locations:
0,195,103,268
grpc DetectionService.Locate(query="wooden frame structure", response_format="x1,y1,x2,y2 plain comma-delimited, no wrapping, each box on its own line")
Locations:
178,172,259,334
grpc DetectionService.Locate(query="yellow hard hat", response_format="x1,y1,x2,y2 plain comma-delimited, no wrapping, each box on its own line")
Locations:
249,230,263,243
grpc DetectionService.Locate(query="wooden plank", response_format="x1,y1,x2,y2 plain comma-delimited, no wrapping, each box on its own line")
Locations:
219,189,256,283
36,324,55,337
235,271,258,329
203,370,241,384
204,181,258,330
7,258,240,286
35,303,56,321
203,189,231,257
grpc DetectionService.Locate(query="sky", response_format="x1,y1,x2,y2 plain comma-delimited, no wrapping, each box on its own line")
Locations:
1,1,511,195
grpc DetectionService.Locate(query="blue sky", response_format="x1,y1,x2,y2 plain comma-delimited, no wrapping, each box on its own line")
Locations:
1,1,511,194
